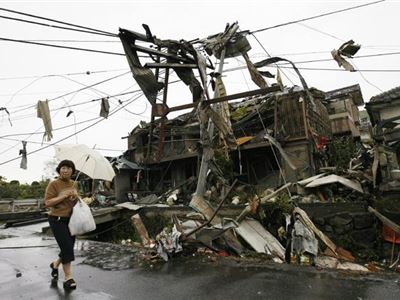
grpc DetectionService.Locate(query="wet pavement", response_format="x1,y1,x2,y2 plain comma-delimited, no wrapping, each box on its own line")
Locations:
1,222,400,300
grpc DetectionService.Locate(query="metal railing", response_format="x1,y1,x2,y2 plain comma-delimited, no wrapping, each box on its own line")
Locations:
0,199,43,212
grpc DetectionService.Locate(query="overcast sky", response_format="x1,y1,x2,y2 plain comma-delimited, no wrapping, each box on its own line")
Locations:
1,0,399,183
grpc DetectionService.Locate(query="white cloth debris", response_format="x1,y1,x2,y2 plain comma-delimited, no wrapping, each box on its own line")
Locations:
156,225,183,261
37,100,53,141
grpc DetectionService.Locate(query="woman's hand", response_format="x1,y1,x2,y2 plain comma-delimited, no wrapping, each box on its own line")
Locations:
61,189,79,201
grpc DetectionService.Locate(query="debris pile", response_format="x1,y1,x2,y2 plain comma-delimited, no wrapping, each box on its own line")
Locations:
103,22,400,273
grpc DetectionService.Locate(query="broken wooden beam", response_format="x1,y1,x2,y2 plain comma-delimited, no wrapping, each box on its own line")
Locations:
145,63,198,69
131,213,151,247
167,86,281,114
129,43,195,64
368,206,400,235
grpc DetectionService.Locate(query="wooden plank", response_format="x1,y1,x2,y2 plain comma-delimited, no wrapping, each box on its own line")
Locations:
368,206,400,234
168,86,280,114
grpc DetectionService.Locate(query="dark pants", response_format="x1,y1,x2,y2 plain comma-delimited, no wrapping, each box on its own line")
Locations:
48,216,75,264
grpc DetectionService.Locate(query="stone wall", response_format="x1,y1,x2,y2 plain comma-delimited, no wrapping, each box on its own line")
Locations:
300,202,381,259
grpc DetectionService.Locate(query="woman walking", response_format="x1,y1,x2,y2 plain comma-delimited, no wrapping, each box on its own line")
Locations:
44,159,79,290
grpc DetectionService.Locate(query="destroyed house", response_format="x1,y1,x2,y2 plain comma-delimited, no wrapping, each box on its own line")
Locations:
114,23,334,201
121,86,331,199
365,86,400,191
366,85,400,143
324,84,364,137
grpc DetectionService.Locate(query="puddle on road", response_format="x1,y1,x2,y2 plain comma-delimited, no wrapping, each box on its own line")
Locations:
0,234,16,239
75,240,138,271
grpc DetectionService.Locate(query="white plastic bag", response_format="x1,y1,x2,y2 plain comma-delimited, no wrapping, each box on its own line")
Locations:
68,199,96,236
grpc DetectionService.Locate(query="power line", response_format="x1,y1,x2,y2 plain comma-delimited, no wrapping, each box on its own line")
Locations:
0,37,125,56
250,33,296,85
0,94,144,166
223,55,400,74
249,0,386,34
0,14,116,37
292,21,384,93
1,95,147,137
277,66,400,72
9,90,145,122
296,23,345,42
0,7,116,36
0,6,117,37
0,68,128,81
279,51,400,66
8,71,131,114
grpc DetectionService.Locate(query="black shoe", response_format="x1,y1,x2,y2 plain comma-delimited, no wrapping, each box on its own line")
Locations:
50,262,58,279
63,278,77,290
50,278,58,288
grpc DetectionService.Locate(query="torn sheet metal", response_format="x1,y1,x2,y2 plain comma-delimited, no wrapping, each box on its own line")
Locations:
254,56,316,107
305,174,363,193
203,22,251,59
119,29,164,105
243,53,268,89
338,40,361,57
297,173,326,186
192,225,236,248
235,218,285,262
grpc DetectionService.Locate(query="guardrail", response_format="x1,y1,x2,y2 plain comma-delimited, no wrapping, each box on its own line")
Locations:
0,199,44,212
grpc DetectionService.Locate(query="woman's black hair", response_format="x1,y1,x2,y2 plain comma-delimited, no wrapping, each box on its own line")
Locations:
56,160,76,174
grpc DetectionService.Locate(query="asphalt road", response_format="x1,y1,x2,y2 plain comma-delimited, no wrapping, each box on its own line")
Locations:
1,222,399,300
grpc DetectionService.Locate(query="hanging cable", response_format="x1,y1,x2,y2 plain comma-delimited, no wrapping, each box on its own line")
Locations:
0,68,128,81
0,7,117,36
0,93,145,165
8,71,131,114
221,50,400,75
351,61,384,92
0,96,146,139
0,13,116,37
2,75,127,154
248,0,385,34
293,21,384,92
296,23,346,42
251,33,296,85
276,66,400,72
0,37,125,56
253,98,291,195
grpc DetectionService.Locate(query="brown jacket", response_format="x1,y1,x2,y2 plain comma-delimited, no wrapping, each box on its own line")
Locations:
45,178,78,217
